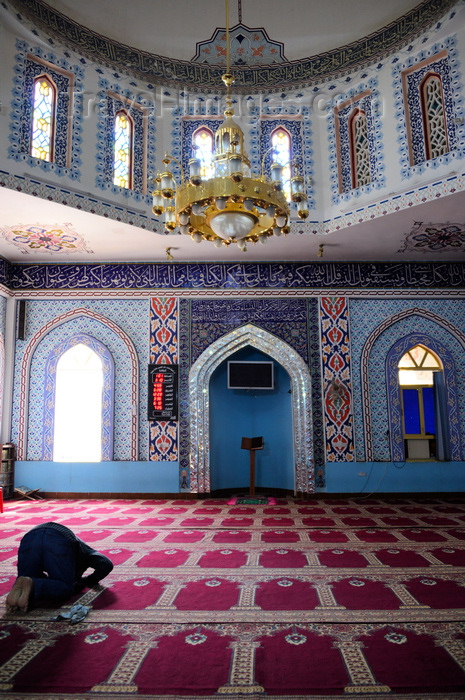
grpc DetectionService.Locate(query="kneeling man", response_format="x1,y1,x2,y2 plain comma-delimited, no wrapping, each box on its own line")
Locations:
6,522,113,612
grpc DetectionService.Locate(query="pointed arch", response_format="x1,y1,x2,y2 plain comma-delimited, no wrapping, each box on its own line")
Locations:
31,74,57,162
17,307,138,460
113,108,134,188
349,109,371,189
420,72,449,160
42,333,114,460
361,308,465,461
271,126,292,199
334,89,373,194
192,125,214,178
387,334,459,461
189,323,313,494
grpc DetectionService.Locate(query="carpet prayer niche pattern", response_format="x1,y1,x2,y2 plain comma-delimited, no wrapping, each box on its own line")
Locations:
0,497,465,698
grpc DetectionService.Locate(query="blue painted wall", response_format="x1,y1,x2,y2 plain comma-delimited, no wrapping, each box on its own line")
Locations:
15,458,465,495
14,461,180,493
7,294,465,497
209,347,293,492
325,461,465,493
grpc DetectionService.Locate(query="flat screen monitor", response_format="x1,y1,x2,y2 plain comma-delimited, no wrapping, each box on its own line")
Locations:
227,361,274,390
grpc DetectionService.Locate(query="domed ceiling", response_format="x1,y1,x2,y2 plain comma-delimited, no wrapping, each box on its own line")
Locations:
1,0,464,264
9,0,451,90
36,0,422,63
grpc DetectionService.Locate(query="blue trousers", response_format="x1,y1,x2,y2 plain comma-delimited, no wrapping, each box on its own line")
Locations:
17,526,77,601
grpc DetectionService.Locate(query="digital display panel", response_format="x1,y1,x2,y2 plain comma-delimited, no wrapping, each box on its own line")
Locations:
148,364,178,420
227,361,274,390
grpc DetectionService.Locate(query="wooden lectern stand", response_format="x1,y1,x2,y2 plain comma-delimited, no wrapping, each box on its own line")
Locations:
241,437,264,497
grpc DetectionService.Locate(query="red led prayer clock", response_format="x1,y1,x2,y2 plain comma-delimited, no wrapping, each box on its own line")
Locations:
148,364,179,420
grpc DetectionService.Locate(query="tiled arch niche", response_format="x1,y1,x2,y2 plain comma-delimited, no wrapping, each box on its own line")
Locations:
188,324,314,494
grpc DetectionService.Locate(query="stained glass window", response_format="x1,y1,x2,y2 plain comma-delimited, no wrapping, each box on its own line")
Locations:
271,127,292,200
31,76,56,161
113,110,133,188
421,73,449,160
349,110,371,189
193,127,214,178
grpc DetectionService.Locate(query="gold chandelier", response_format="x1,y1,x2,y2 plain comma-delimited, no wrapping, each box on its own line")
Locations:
152,1,308,251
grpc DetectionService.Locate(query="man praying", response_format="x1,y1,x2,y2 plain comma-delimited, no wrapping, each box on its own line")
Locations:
5,522,113,612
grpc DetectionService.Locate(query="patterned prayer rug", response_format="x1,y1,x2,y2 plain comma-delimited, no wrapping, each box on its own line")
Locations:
236,498,269,504
0,496,465,698
227,496,277,505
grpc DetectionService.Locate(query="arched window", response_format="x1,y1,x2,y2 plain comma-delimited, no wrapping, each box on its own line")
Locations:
271,127,292,200
53,343,105,462
31,75,56,162
398,344,443,460
113,110,133,188
192,126,214,179
349,109,371,189
420,73,449,160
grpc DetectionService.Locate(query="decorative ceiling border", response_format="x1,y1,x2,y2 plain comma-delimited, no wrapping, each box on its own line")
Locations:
0,169,159,233
4,288,465,299
1,168,464,247
5,0,457,91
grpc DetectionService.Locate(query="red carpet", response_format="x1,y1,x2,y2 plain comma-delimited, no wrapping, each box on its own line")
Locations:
1,495,465,698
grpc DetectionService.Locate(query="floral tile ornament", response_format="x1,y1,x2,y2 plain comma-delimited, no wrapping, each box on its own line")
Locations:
192,25,286,66
0,223,93,255
149,297,179,462
398,221,465,253
320,297,355,463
